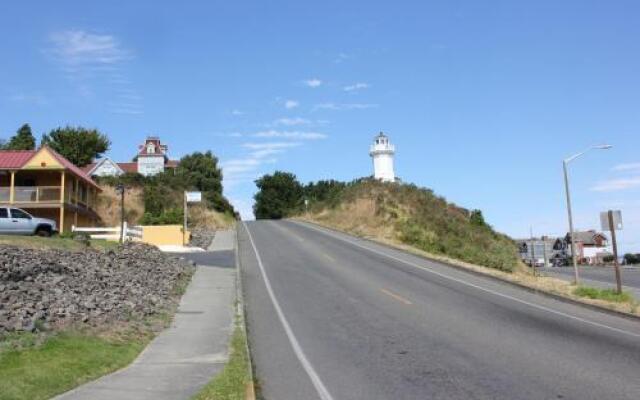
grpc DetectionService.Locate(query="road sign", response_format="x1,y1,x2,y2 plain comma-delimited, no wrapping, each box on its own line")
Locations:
600,210,622,231
186,191,202,203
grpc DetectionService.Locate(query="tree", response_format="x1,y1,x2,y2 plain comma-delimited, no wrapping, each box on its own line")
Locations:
41,126,110,167
254,171,304,219
176,151,232,212
5,124,36,150
470,209,487,227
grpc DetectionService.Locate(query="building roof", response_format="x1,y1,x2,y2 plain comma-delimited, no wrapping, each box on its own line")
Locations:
117,162,138,173
568,230,608,246
165,159,179,168
0,146,100,189
138,137,168,156
0,150,37,168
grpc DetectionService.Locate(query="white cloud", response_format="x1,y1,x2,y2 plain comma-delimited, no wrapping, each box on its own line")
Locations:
313,102,378,111
242,142,302,151
231,109,244,116
304,78,322,88
284,100,299,109
613,163,640,172
222,142,303,187
273,117,310,126
343,82,370,92
252,130,327,140
591,177,640,192
334,53,351,63
47,30,142,115
8,93,48,106
48,30,130,68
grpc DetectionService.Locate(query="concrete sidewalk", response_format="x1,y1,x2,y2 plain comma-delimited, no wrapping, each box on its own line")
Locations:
56,231,237,400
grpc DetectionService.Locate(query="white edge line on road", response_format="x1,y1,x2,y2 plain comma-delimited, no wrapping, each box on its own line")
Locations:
292,221,640,340
242,222,336,400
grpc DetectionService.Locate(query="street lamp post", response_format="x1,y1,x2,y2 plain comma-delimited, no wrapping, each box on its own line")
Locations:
563,144,612,285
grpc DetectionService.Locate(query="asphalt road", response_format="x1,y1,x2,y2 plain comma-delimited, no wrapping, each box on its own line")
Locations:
542,266,640,290
238,221,640,400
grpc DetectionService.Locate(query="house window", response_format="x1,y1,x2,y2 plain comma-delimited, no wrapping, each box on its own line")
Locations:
147,143,155,154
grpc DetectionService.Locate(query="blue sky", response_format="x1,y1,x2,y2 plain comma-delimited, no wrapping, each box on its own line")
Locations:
1,1,639,252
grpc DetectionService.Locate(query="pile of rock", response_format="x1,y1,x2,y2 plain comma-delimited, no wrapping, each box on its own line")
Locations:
0,243,194,333
189,228,216,250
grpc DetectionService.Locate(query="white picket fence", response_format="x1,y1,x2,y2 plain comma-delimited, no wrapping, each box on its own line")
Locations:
72,222,143,242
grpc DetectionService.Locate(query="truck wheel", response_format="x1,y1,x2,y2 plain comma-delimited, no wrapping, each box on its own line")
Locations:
36,227,52,237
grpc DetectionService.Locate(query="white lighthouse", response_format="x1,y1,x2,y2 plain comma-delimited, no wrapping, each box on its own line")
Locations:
369,132,396,182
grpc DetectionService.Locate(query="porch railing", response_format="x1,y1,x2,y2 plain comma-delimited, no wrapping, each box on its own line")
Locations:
0,186,62,203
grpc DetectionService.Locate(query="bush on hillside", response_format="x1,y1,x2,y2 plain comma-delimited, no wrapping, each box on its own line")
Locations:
267,177,519,272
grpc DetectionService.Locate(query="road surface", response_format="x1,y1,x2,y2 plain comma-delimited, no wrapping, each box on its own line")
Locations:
239,220,640,400
542,266,640,298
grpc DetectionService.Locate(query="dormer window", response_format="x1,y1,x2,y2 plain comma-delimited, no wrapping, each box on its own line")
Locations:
147,143,155,154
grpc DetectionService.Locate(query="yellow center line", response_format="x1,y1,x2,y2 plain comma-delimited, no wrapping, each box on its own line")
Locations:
380,288,413,305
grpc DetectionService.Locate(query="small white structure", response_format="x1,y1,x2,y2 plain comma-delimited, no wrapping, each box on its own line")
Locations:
369,132,396,182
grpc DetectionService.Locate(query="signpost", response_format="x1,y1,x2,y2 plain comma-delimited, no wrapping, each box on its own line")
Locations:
600,210,623,293
183,191,202,246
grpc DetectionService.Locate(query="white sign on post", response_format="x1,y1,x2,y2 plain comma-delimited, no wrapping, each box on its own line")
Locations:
186,191,202,203
600,210,623,231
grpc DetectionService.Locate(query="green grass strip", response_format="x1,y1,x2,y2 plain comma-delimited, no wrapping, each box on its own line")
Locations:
573,286,634,303
193,325,251,400
0,332,145,400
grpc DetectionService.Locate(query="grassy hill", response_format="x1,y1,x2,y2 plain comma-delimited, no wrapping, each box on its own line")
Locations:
299,179,519,272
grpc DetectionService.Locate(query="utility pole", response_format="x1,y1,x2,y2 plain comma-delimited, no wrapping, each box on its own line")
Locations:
117,183,125,244
542,235,549,268
563,160,579,284
530,227,536,276
607,210,623,294
562,144,613,285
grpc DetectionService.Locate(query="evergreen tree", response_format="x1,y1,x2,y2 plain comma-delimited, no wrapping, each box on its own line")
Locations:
5,124,36,150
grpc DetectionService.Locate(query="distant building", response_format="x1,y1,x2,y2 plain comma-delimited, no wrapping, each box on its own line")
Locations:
516,237,569,267
517,230,613,266
369,132,396,182
84,136,179,177
566,230,612,264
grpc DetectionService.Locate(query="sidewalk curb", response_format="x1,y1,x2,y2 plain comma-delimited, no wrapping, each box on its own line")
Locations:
295,219,640,323
234,225,257,400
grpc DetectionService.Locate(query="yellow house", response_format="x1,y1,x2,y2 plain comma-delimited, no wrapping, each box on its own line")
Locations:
0,146,101,232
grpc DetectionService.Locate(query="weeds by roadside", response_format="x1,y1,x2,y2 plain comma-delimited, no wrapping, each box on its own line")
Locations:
573,286,634,303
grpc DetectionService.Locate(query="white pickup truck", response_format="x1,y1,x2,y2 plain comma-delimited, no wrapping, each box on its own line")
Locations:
0,207,58,236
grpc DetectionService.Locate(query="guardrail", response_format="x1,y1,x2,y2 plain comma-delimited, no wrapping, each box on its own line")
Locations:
72,222,143,241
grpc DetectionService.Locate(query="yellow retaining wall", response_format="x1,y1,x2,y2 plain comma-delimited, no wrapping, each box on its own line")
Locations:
140,225,190,246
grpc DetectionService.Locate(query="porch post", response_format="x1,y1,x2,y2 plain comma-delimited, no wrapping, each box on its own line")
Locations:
59,206,65,233
60,172,65,204
9,171,15,204
59,172,66,233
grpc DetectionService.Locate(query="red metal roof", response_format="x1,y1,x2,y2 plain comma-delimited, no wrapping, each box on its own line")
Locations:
0,147,101,190
117,162,138,173
82,163,96,174
0,150,37,168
